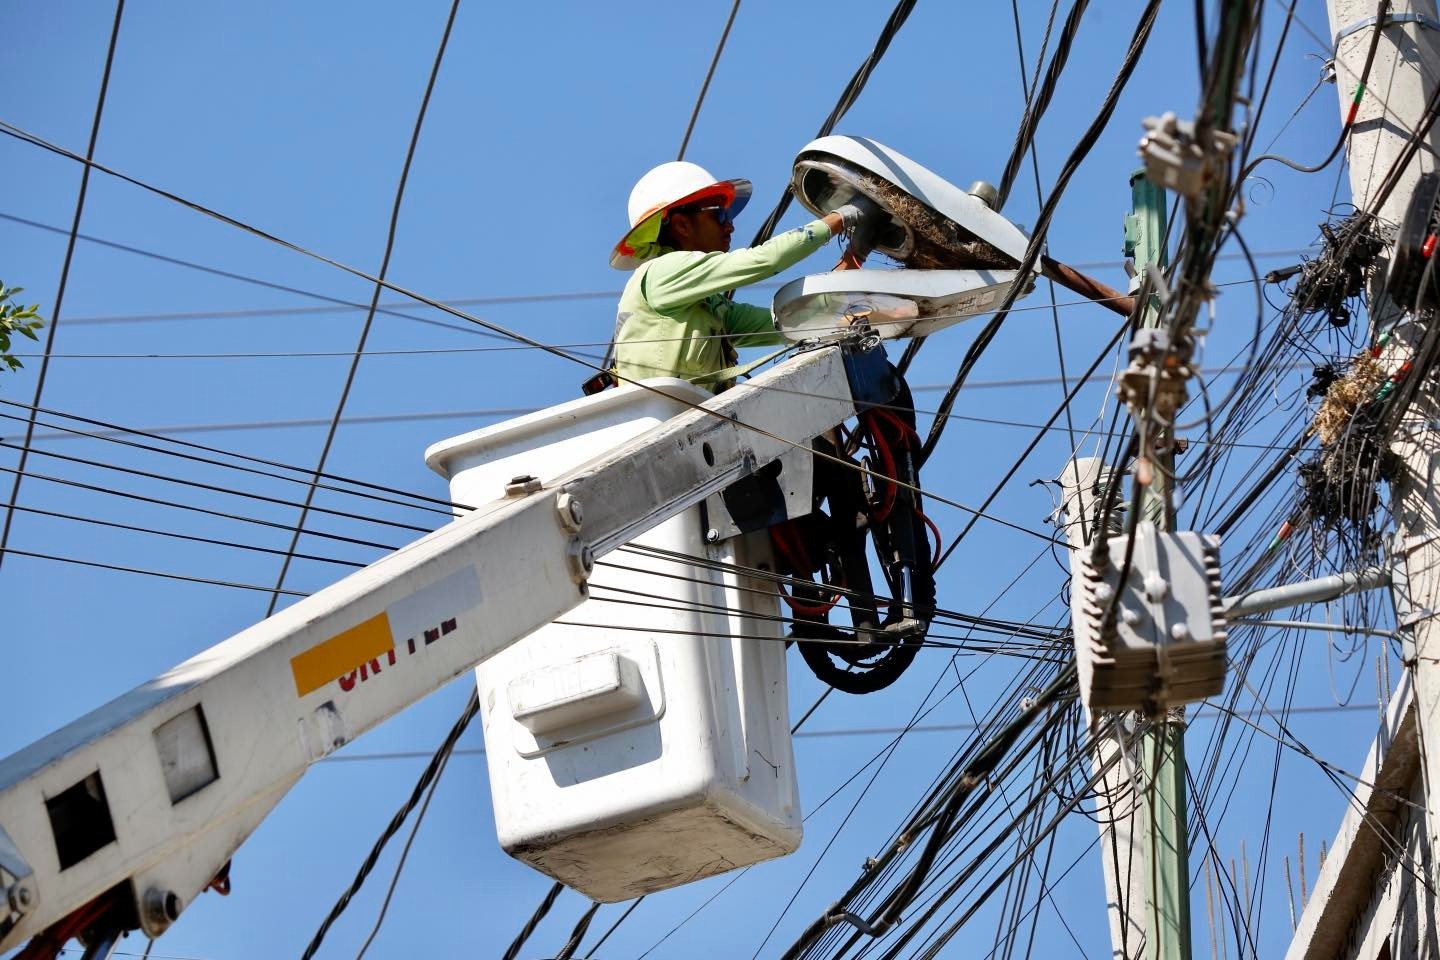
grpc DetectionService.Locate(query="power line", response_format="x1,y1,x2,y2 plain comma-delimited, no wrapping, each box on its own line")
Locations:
0,395,462,511
0,440,435,535
266,0,462,615
995,0,1089,208
1,121,971,535
1010,0,1082,468
4,503,370,569
0,0,126,576
747,0,918,245
6,274,1273,362
0,546,307,596
918,0,1162,468
314,702,1378,764
0,212,505,341
677,0,742,161
300,688,480,960
0,400,461,519
0,209,1308,329
13,359,1289,445
0,461,405,551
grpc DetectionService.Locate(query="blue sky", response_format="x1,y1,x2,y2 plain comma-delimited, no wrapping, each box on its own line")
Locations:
0,2,1397,958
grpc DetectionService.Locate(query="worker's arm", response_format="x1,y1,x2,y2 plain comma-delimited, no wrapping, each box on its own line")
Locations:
711,297,784,349
642,218,836,313
709,210,855,348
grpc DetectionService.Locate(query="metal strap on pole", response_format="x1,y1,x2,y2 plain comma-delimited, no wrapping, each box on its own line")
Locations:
1333,12,1440,53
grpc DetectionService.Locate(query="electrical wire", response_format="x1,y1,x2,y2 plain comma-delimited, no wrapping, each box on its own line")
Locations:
265,0,462,614
0,396,462,511
746,0,918,246
676,0,742,161
0,546,308,596
301,689,480,960
0,0,126,576
0,212,503,341
0,119,1082,557
3,503,369,569
0,401,462,519
1236,0,1388,182
0,460,405,552
918,0,1162,466
351,701,460,960
0,207,1305,329
995,0,1088,208
0,440,435,535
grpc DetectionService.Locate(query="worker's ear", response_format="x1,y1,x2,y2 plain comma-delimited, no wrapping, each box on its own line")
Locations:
667,211,695,247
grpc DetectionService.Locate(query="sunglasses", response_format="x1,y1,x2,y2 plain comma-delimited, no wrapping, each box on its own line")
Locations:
673,202,734,226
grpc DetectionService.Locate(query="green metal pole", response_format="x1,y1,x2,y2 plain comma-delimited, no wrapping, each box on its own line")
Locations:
1123,169,1171,528
1123,169,1192,960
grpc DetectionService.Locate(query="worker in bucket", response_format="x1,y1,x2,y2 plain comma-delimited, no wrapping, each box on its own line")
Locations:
602,160,875,391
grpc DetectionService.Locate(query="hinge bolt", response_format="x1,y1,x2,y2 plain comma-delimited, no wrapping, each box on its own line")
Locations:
566,540,595,583
556,492,584,532
9,884,33,911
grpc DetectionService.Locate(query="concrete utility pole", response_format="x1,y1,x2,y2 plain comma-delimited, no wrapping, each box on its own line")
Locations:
1060,459,1149,960
1325,0,1440,876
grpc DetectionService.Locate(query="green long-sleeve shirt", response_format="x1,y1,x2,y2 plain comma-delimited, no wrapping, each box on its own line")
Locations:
613,218,833,387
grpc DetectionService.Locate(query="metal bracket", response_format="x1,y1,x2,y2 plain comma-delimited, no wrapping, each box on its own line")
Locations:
701,446,814,544
1137,112,1238,199
0,824,35,941
1334,12,1440,54
1390,534,1420,664
1398,530,1440,555
1398,607,1438,629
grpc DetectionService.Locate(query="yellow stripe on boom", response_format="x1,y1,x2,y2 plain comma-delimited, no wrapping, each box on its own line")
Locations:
290,613,394,696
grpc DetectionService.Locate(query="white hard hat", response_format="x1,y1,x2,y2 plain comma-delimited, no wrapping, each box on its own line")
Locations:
610,160,751,269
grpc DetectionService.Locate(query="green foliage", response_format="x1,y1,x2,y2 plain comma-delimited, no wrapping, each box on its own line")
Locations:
0,282,45,374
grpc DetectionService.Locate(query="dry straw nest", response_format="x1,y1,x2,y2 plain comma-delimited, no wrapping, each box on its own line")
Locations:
1311,353,1386,446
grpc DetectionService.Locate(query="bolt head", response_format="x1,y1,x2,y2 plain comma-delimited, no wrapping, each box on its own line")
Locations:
555,492,584,532
566,539,595,583
706,528,720,543
1143,572,1169,602
9,884,33,910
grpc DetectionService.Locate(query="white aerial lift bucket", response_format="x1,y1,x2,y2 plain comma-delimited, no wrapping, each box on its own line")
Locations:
425,380,801,901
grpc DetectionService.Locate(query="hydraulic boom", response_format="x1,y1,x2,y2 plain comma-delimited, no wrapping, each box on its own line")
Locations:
0,345,857,953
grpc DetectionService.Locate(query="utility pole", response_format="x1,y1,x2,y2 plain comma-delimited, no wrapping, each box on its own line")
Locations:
1061,170,1191,960
1126,170,1192,960
1060,459,1149,960
1325,0,1440,862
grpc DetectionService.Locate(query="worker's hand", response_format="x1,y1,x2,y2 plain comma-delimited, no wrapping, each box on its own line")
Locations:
832,195,881,234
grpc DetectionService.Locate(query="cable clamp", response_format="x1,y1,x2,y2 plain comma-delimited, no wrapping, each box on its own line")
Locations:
1334,12,1440,54
1137,112,1238,199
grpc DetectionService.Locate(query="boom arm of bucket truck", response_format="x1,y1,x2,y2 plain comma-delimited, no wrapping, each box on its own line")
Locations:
0,344,877,955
